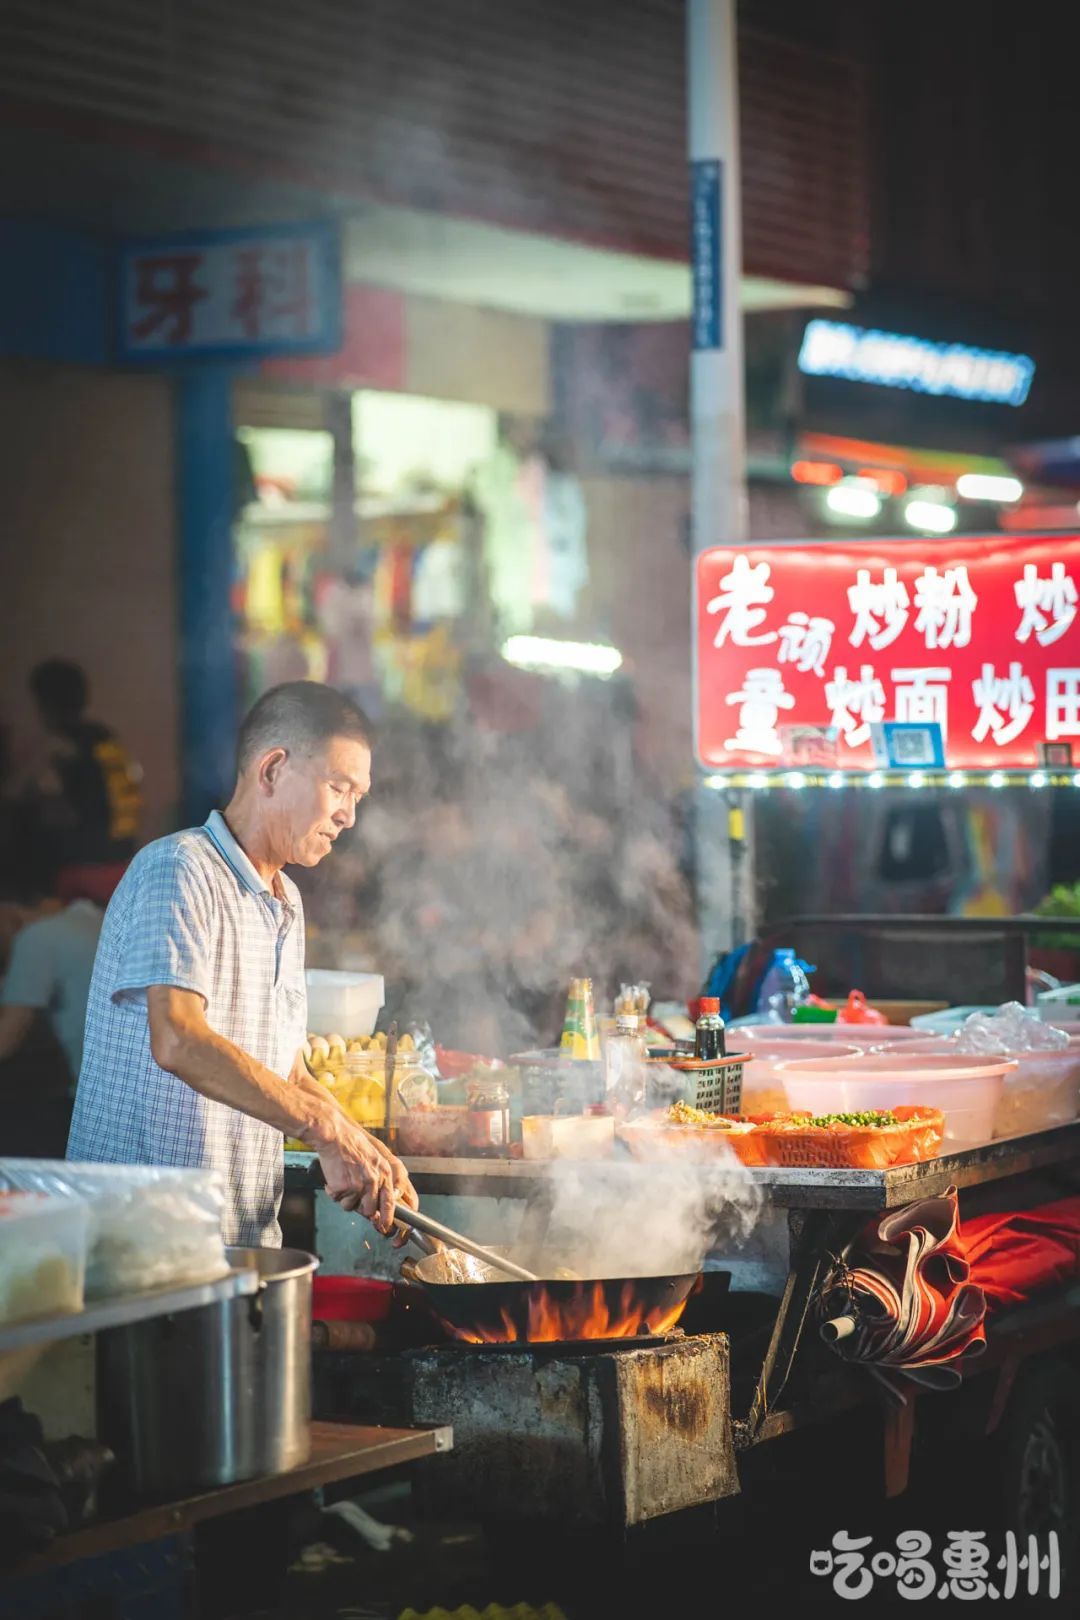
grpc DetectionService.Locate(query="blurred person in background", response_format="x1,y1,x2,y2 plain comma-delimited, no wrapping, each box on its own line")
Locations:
8,660,142,904
0,863,92,1153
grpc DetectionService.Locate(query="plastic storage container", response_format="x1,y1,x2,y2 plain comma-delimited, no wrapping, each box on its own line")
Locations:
883,1035,1080,1140
305,969,385,1037
0,1191,88,1324
740,1037,860,1115
0,1160,228,1299
909,1006,998,1036
332,1053,437,1129
736,1022,917,1050
776,1053,1016,1152
521,1114,616,1160
394,1106,470,1157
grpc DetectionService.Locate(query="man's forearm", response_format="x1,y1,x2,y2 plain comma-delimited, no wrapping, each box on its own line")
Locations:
155,1020,343,1149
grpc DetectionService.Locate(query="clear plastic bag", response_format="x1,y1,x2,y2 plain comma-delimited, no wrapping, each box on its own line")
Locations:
0,1160,229,1299
955,1002,1070,1055
0,1191,89,1323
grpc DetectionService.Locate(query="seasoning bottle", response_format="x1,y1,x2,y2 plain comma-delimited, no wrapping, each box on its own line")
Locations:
604,1011,647,1118
560,977,601,1061
466,1077,510,1157
694,997,726,1061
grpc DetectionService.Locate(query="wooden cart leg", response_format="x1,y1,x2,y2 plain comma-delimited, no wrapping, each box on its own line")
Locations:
883,1395,916,1498
740,1209,848,1444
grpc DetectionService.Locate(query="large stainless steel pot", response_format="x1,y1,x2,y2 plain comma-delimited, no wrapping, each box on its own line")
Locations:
98,1246,317,1499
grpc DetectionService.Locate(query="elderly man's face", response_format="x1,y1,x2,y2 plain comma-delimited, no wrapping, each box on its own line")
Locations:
269,735,372,868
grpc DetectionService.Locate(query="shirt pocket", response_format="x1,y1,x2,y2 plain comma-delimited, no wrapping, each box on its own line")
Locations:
280,984,309,1072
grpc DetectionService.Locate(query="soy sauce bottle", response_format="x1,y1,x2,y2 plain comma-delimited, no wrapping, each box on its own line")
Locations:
694,997,726,1060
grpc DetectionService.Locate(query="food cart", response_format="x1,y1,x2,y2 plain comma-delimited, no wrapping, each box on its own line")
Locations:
278,917,1080,1603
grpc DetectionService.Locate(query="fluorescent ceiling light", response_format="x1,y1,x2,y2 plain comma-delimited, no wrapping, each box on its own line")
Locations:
501,635,623,677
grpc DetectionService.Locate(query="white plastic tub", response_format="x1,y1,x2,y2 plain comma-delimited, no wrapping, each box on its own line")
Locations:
305,970,384,1038
775,1053,1017,1153
882,1034,1080,1140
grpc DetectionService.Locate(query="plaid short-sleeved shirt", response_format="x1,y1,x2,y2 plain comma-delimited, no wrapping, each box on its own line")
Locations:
67,811,307,1246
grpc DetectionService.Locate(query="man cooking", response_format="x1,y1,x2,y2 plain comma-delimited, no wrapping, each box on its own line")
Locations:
68,680,417,1245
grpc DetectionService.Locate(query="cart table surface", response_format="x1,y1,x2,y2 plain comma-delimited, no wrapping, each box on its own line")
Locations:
287,1122,1080,1210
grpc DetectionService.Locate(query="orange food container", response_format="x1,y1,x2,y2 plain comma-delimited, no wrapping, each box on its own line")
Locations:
748,1105,945,1169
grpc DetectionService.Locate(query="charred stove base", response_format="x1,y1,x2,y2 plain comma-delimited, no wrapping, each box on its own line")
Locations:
408,1331,736,1529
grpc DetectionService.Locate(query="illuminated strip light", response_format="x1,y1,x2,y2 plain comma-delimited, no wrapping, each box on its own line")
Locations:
798,320,1036,407
501,636,623,676
702,770,1076,790
956,473,1023,503
905,500,957,534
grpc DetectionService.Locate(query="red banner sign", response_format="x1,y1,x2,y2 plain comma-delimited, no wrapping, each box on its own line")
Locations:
695,535,1080,769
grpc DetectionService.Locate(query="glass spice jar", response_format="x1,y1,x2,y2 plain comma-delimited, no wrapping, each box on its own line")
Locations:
466,1078,511,1157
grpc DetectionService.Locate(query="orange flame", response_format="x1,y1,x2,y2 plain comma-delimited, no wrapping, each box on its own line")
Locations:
448,1280,690,1345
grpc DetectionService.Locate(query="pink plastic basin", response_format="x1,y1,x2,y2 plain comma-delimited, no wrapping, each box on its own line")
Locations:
775,1053,1017,1152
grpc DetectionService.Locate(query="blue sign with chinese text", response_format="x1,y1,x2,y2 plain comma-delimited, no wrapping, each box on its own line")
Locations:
690,161,722,352
114,220,342,363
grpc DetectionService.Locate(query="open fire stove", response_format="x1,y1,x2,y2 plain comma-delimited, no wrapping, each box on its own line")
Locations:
406,1329,736,1529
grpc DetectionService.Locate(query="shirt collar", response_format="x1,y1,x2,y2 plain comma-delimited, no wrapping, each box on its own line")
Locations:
203,810,276,900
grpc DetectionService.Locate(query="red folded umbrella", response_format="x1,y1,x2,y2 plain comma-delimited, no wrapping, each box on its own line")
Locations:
818,1192,1080,1396
817,1189,987,1394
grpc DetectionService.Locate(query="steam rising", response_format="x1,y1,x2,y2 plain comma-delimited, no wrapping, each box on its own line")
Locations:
531,1151,765,1279
318,695,698,1055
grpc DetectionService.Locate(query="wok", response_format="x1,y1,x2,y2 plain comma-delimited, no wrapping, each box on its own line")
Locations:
400,1247,706,1342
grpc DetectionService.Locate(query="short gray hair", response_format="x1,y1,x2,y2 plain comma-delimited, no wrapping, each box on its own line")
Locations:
237,682,373,773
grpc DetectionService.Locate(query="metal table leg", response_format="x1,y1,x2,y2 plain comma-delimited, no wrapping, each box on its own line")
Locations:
738,1208,852,1446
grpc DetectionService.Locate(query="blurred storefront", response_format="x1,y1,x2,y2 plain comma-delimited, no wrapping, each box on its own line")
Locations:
0,0,872,837
740,296,1052,544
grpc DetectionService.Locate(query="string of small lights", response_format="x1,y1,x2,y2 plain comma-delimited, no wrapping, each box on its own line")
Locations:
702,770,1080,791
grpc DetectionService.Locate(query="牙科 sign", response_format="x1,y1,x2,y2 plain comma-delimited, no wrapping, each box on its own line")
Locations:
695,535,1080,770
115,222,341,362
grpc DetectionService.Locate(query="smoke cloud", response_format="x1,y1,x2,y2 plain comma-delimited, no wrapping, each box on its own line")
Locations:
308,685,698,1056
528,1148,765,1280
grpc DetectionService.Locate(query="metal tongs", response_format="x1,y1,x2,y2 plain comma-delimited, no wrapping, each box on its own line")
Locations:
393,1206,538,1283
305,1159,536,1281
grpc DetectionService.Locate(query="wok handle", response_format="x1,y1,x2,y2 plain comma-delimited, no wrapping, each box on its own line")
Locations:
394,1207,539,1283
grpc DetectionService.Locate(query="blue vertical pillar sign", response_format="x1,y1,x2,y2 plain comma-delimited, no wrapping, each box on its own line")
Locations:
691,160,723,352
176,372,239,825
